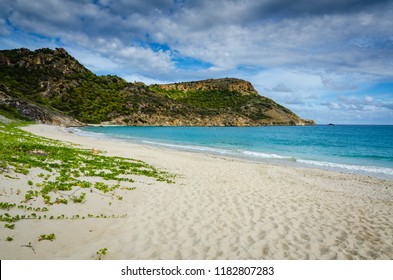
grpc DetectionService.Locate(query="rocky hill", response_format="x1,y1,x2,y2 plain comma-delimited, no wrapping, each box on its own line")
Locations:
155,78,259,96
0,48,314,126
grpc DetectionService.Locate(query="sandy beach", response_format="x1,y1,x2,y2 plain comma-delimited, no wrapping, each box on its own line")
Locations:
1,124,393,260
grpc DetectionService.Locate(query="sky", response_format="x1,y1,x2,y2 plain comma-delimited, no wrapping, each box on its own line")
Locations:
1,0,393,124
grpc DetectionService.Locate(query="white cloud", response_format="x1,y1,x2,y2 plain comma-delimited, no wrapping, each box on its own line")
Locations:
253,69,323,91
115,46,174,72
4,0,393,79
2,0,393,124
121,74,168,85
364,95,374,103
324,94,392,115
66,48,120,73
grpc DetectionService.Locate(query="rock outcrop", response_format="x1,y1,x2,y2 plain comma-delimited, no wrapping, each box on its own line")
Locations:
0,84,82,126
155,78,259,96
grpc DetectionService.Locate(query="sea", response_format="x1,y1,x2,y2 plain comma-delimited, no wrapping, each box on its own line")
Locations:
73,125,393,180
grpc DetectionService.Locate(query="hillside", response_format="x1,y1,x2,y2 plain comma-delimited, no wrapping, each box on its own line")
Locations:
0,48,314,126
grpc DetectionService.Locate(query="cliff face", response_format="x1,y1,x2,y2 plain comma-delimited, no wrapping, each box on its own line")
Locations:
155,78,259,96
0,47,88,75
0,48,314,126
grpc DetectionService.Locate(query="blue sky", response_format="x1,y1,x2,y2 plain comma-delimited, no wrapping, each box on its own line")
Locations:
1,0,393,124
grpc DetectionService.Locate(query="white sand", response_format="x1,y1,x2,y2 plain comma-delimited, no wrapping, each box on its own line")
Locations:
1,124,392,259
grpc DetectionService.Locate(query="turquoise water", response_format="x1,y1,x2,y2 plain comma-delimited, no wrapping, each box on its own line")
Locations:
76,125,393,179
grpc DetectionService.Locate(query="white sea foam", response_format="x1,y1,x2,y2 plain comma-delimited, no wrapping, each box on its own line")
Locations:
68,127,111,139
241,151,393,177
241,150,293,160
297,159,393,176
142,140,232,154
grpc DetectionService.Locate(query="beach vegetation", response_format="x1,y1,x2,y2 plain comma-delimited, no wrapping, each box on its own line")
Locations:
38,233,56,241
6,236,14,241
94,182,111,193
71,192,86,203
4,174,19,179
0,122,175,243
0,122,174,196
0,213,21,223
96,248,107,260
42,194,53,205
4,223,15,230
55,197,68,204
0,202,16,210
24,190,39,201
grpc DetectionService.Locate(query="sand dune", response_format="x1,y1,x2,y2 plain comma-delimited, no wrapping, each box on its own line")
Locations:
0,124,392,259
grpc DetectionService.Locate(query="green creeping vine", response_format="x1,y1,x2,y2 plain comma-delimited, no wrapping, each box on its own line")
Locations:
71,192,86,203
0,123,174,199
4,223,15,230
0,202,16,210
0,121,175,244
96,248,107,260
0,122,174,186
38,233,56,241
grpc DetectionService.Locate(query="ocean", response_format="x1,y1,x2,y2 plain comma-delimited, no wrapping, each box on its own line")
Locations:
75,125,393,179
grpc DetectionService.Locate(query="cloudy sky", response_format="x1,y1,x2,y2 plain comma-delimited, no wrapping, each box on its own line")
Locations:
1,0,393,124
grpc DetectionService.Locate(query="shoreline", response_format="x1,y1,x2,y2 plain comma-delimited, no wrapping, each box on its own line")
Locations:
1,124,392,259
73,125,393,180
